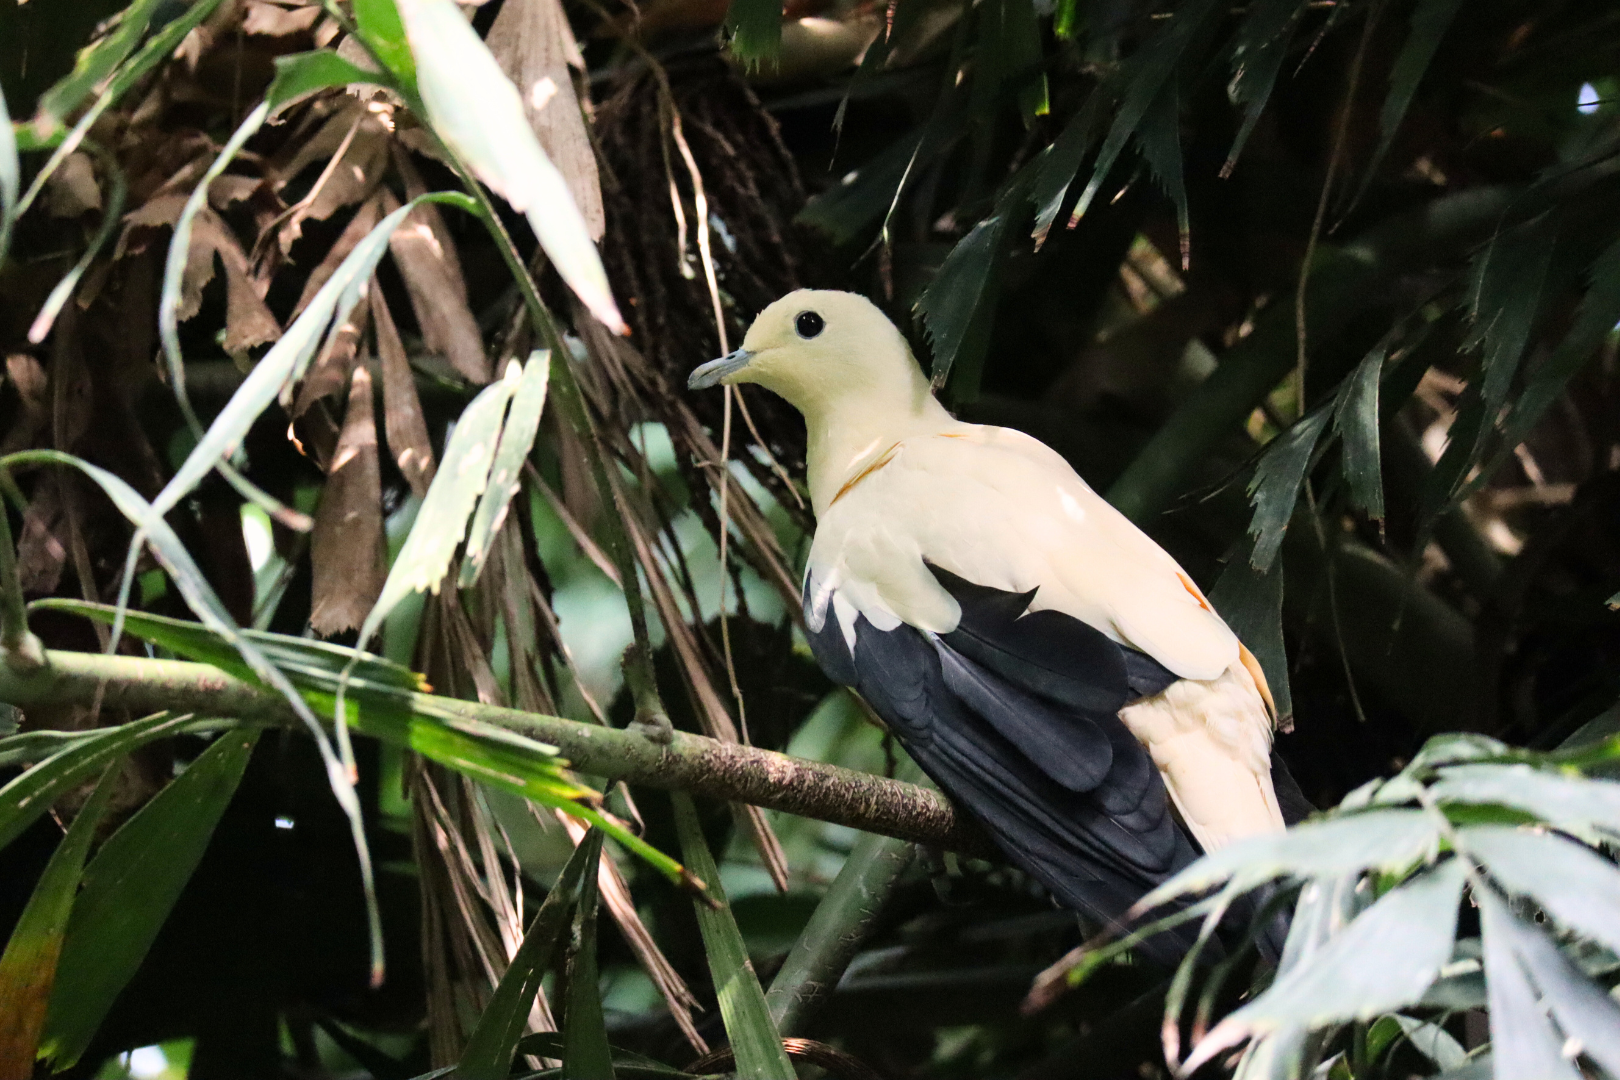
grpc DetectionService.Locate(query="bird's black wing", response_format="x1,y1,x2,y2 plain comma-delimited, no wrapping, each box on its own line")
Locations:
804,570,1205,963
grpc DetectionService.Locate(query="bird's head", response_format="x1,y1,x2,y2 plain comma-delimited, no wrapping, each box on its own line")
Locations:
687,289,932,421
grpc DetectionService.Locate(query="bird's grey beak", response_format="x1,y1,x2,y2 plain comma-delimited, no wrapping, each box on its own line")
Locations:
688,349,754,390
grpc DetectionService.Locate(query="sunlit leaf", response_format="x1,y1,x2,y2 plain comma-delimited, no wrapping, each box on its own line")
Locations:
0,765,117,1075
356,371,517,652
1457,824,1620,955
395,0,625,332
672,792,794,1079
1246,408,1331,573
354,0,418,89
1477,886,1582,1080
27,142,126,344
461,351,552,588
1183,859,1467,1073
1137,810,1439,909
265,49,390,112
1433,765,1620,846
40,730,260,1068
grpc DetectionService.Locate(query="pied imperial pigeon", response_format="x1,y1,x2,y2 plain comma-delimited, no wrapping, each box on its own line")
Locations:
689,289,1298,959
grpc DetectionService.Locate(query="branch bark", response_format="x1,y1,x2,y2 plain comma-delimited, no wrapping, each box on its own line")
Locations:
0,649,994,856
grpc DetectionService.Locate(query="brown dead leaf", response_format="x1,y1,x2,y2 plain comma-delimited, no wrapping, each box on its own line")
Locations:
2,354,50,454
293,190,384,317
266,103,390,256
243,0,322,36
291,301,367,419
47,152,102,218
16,480,67,595
380,186,491,384
309,366,387,635
181,206,282,352
487,0,605,241
371,285,437,497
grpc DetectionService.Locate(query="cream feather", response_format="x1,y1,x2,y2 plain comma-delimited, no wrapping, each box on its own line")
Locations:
694,289,1285,852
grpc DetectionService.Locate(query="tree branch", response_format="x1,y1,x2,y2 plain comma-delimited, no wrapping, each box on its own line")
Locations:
0,649,994,856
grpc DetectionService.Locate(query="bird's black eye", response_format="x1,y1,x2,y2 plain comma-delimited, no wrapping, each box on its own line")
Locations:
795,311,825,338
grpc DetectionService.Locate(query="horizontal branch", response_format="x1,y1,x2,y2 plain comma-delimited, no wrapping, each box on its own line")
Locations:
0,650,994,857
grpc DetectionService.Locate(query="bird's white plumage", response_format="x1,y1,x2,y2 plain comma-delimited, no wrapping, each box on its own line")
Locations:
697,289,1286,854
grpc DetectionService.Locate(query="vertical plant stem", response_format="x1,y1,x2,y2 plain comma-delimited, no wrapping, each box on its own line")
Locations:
764,830,915,1036
0,476,44,672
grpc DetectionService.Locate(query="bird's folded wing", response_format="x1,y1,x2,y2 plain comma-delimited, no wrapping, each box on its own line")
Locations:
806,427,1242,682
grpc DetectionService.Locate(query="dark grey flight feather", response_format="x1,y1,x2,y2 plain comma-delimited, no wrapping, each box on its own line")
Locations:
803,565,1299,964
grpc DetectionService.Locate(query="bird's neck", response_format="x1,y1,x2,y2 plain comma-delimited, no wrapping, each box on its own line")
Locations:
803,385,955,517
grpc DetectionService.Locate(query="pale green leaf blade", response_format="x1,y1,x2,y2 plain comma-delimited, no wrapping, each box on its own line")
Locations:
1433,765,1620,845
1137,809,1440,910
460,350,552,588
672,792,794,1080
27,141,127,344
356,372,518,649
395,0,624,332
41,729,260,1068
0,764,117,1074
1477,886,1582,1080
0,82,19,263
1184,859,1467,1073
1457,824,1620,955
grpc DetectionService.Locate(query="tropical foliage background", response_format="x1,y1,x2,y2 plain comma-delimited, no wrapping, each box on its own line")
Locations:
1,0,1619,1077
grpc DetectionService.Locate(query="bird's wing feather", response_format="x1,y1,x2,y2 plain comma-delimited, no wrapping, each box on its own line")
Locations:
807,427,1240,680
804,584,1203,961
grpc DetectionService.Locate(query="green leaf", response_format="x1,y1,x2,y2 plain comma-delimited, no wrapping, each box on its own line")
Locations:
1071,0,1223,225
396,0,624,331
353,0,417,89
1246,408,1331,573
35,0,170,128
798,128,930,246
40,729,260,1068
562,833,613,1079
672,792,794,1079
1432,765,1620,846
1136,82,1189,268
1476,886,1620,1077
1476,886,1582,1080
1332,344,1385,520
0,764,118,1075
0,712,192,855
1362,0,1466,190
356,372,517,652
1387,1015,1467,1071
724,0,783,66
458,834,598,1080
1494,228,1620,463
1457,824,1620,955
1138,809,1439,909
1027,94,1103,247
16,0,224,224
1002,0,1048,123
1183,859,1467,1073
1223,0,1304,174
32,599,428,696
1463,212,1558,460
266,49,391,112
1209,533,1292,724
460,351,552,588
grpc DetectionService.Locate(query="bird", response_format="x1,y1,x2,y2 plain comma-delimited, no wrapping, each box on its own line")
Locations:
688,289,1306,960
